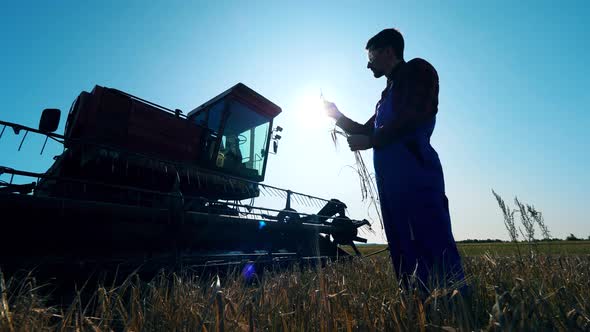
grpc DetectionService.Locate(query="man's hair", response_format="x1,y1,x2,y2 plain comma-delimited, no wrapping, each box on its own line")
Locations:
366,28,404,60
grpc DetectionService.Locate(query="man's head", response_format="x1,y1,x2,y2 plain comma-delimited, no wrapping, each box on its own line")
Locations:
366,28,404,78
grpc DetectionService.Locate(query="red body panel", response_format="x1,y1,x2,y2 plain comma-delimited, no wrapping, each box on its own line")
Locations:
66,85,203,163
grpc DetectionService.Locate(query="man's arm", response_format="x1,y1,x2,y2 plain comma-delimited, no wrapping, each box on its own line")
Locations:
323,100,374,136
370,58,439,148
336,114,375,136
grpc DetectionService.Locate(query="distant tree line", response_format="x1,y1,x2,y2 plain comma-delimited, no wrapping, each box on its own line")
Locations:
565,233,590,241
458,239,504,243
457,234,590,244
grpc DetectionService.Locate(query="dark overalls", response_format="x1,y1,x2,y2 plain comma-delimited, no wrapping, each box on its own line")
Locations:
373,83,465,290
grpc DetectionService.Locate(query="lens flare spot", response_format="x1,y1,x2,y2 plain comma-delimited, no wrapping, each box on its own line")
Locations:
242,263,256,280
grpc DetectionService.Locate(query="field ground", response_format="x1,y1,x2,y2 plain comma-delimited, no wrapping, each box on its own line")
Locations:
347,240,590,257
1,241,590,330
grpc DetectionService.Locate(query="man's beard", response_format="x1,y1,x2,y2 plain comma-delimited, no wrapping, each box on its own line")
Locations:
372,69,384,78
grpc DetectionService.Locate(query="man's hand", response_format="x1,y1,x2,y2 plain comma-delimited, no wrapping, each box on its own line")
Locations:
322,100,343,121
347,135,372,151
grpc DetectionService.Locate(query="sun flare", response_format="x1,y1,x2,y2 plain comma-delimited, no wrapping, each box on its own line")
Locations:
295,91,334,129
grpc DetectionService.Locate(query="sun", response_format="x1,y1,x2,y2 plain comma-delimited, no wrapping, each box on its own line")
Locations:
295,91,334,130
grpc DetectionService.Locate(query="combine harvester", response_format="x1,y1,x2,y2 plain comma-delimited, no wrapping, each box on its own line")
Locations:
0,83,370,274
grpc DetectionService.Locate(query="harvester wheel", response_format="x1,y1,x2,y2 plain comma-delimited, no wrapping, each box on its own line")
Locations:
331,216,357,245
276,208,301,224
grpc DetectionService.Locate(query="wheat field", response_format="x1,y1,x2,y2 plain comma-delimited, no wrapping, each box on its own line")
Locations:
1,243,589,331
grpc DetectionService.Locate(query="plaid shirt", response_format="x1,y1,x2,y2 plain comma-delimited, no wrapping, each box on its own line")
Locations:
336,58,439,148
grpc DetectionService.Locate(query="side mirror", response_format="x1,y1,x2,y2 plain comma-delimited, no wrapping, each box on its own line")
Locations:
273,140,278,154
39,108,61,133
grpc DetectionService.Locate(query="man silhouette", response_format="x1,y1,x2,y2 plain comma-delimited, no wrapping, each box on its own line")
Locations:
325,28,465,290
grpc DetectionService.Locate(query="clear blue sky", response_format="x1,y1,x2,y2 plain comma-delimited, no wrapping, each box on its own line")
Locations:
1,0,588,242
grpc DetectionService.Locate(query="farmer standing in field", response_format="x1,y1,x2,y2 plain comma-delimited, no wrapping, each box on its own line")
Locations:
324,28,465,290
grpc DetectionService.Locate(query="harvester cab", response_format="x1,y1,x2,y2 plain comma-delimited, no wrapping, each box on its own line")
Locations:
0,83,370,272
187,83,281,183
